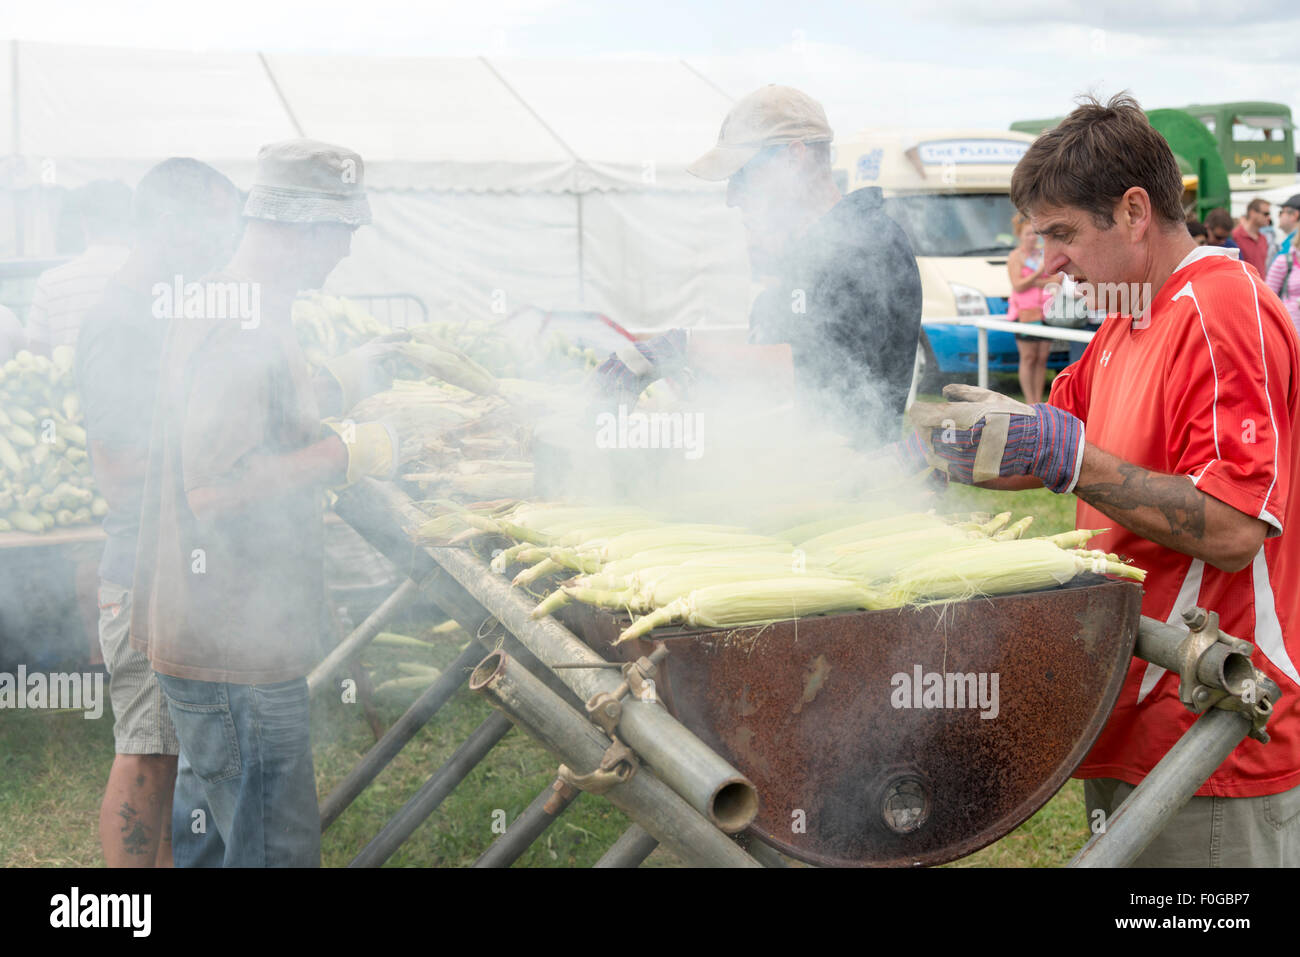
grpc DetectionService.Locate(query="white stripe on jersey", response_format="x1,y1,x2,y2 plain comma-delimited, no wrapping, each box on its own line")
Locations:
1238,259,1282,529
1251,548,1300,690
1137,557,1206,704
1171,281,1221,479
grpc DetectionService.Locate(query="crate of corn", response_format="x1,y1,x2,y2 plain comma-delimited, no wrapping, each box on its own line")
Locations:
0,347,105,534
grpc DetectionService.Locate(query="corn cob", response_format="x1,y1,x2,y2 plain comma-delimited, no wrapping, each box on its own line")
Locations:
617,577,887,644
397,341,500,396
887,537,1145,606
373,674,442,694
798,512,944,551
625,563,856,616
993,516,1034,540
529,545,802,619
370,632,435,650
1041,528,1109,549
825,526,981,581
548,526,785,573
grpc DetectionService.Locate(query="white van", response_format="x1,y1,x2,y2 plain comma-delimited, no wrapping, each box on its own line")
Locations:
832,129,1065,384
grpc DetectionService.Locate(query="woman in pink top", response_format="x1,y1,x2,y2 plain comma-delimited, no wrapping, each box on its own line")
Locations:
1006,213,1056,403
1265,243,1300,333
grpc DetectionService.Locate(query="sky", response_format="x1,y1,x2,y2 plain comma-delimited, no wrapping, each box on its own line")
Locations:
3,0,1298,135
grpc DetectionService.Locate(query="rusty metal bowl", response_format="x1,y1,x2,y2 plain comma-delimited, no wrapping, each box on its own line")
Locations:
559,576,1142,867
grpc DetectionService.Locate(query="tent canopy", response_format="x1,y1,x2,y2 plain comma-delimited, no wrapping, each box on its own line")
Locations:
0,40,757,331
2,40,735,192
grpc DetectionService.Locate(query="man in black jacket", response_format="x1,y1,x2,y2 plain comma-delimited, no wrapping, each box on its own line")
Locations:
690,85,922,446
596,85,921,448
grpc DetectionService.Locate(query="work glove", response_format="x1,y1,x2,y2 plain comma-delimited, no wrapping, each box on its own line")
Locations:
322,418,399,487
322,332,411,412
592,329,690,398
904,384,1085,493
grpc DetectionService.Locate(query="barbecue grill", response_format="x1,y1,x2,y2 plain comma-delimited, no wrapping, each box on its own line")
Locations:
556,577,1142,866
323,479,1281,868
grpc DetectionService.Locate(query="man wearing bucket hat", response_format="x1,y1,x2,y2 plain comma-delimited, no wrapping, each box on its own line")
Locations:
131,140,404,867
595,86,922,447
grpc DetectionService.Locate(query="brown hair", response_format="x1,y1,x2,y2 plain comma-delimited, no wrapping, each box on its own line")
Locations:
1010,92,1185,229
1247,197,1270,215
1204,208,1234,231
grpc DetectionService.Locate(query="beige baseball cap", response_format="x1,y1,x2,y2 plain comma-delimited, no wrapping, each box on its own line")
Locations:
244,139,371,226
687,85,833,181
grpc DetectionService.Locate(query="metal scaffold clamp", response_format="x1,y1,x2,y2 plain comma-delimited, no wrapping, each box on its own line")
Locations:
553,644,670,795
557,736,638,794
1177,608,1278,743
579,643,670,734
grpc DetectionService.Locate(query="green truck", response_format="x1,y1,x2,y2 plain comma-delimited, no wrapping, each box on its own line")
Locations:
1010,101,1295,220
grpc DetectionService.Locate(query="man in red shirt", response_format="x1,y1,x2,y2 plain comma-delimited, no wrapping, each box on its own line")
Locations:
906,94,1300,866
1232,198,1272,276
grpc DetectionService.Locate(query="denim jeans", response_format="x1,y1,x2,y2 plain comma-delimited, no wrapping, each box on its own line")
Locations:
157,674,320,867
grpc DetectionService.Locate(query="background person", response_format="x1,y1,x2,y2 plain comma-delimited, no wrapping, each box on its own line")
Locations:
0,305,24,362
1187,220,1208,246
129,140,406,867
689,84,922,446
27,180,132,354
1203,207,1239,251
1232,197,1271,275
1006,213,1055,403
1266,229,1300,333
76,158,244,867
1273,194,1300,266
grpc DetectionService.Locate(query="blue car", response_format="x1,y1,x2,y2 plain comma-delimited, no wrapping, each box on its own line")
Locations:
919,296,1070,389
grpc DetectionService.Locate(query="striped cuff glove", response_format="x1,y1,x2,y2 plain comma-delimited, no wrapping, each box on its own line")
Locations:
594,330,688,396
927,403,1084,493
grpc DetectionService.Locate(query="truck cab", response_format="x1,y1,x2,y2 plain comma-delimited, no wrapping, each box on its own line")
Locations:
833,129,1065,388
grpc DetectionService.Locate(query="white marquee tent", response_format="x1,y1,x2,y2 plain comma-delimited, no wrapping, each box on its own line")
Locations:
0,40,757,331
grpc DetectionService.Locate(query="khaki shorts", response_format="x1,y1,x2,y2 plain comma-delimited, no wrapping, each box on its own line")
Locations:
98,580,179,756
1085,776,1300,867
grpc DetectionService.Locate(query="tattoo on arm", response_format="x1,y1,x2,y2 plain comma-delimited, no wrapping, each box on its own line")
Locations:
117,801,153,856
1075,461,1207,540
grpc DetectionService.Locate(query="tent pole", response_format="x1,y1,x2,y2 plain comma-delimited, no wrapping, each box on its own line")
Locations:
576,192,585,305
11,39,22,258
258,52,306,138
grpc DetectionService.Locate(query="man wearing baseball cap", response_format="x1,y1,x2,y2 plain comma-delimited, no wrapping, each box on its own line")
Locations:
131,139,405,866
690,84,922,444
593,85,921,446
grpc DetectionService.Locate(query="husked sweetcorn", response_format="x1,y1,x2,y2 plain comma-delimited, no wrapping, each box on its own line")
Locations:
617,577,887,644
887,537,1144,606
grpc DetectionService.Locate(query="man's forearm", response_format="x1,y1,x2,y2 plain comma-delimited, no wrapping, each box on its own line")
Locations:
187,436,347,523
1073,443,1266,573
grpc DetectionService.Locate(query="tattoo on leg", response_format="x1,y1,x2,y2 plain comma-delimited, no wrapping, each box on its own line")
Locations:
117,801,152,856
1077,462,1206,539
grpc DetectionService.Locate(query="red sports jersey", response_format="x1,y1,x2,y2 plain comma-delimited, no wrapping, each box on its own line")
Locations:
1050,246,1300,797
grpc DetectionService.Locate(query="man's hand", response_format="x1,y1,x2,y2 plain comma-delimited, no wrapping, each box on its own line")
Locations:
322,419,399,487
321,332,411,413
906,384,1085,493
591,329,689,398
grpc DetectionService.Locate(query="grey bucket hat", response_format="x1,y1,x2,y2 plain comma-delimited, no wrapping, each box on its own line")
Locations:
243,139,372,226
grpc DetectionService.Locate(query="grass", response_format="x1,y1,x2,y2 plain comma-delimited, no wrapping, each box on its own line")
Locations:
0,613,1092,870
